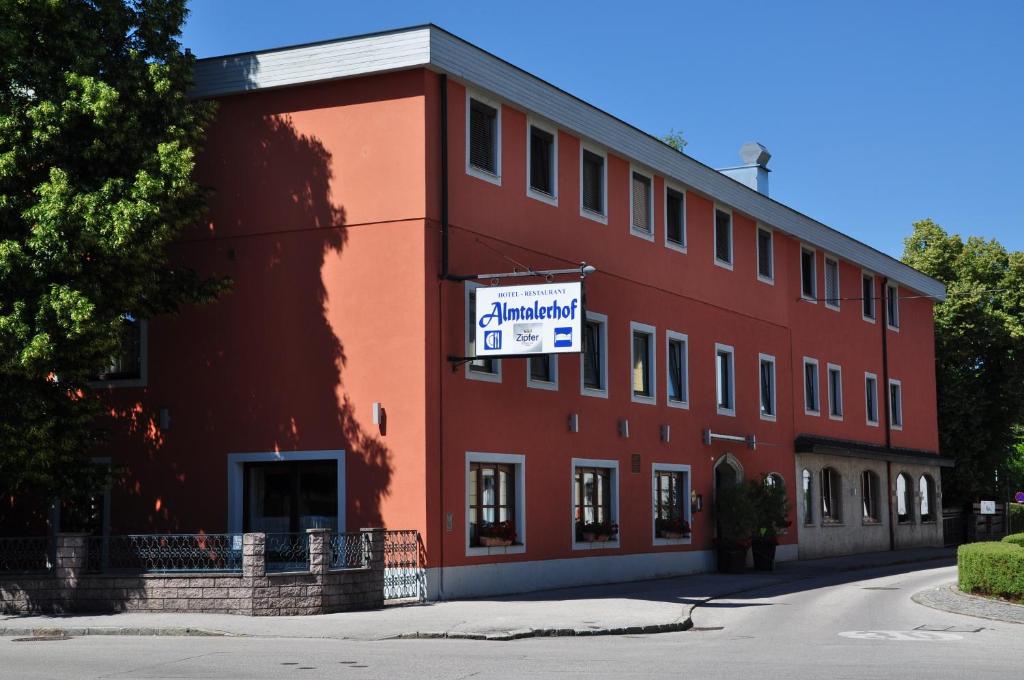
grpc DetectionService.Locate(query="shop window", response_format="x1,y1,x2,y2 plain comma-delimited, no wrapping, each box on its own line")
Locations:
573,461,618,546
466,453,525,555
653,465,691,542
896,472,913,523
861,470,881,523
243,460,338,534
919,475,936,523
821,467,842,523
802,469,814,525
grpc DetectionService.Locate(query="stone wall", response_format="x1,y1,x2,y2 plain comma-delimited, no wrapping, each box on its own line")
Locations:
0,529,384,616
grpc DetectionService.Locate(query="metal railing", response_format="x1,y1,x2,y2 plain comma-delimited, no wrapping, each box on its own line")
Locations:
329,532,369,569
383,529,424,602
264,533,309,573
0,536,51,573
87,534,243,573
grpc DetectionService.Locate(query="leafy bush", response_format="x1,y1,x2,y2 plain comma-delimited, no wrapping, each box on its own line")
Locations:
1000,532,1024,548
715,484,757,548
958,542,1024,600
748,476,792,542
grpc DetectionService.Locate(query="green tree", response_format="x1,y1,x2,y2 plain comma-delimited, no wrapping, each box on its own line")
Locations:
902,219,1024,507
0,1,222,503
661,128,688,151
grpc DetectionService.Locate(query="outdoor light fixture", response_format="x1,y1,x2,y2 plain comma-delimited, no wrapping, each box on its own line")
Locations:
158,408,171,430
702,428,756,450
568,413,579,433
372,402,383,425
619,419,630,438
660,424,671,443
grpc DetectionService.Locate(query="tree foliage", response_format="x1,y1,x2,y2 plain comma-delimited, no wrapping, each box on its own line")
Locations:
0,1,221,501
902,219,1024,506
661,128,688,151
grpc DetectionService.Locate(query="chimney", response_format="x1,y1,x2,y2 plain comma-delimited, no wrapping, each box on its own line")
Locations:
719,142,771,195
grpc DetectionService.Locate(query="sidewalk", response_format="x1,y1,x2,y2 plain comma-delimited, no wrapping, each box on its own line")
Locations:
0,547,954,641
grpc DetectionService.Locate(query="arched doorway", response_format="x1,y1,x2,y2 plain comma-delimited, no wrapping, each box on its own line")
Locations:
714,453,743,493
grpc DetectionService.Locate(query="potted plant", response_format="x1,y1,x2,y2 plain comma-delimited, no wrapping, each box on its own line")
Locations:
748,476,792,571
476,520,516,547
655,516,691,539
577,520,619,542
714,483,757,573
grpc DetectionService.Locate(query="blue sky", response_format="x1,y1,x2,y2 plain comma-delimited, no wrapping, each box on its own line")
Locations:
182,1,1023,259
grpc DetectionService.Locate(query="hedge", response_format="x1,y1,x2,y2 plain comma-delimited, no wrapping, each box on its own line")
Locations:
958,542,1024,600
1010,504,1024,534
1001,532,1024,548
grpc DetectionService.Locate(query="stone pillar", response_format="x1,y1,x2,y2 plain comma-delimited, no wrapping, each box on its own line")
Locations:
306,528,330,577
54,533,90,611
361,528,386,609
243,533,266,578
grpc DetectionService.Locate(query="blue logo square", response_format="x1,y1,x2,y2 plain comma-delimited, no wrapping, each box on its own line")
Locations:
484,330,502,351
553,327,573,347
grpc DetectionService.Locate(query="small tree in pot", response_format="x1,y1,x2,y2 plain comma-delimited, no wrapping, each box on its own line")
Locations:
714,483,757,573
748,476,792,571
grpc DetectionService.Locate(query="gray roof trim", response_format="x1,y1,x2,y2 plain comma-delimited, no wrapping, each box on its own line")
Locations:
193,25,945,299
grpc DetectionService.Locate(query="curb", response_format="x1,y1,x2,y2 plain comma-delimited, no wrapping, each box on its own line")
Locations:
0,626,231,638
911,583,1024,625
390,618,692,641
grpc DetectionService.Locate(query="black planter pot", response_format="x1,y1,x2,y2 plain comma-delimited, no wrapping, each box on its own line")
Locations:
751,540,777,571
717,545,748,573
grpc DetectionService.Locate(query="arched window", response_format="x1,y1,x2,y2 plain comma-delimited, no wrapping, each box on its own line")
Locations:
919,475,936,522
802,469,813,525
896,473,913,523
861,470,880,522
765,473,784,489
821,467,842,523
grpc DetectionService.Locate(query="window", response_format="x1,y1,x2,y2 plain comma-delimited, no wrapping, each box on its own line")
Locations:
714,207,733,268
653,465,691,543
803,357,820,415
801,246,817,300
630,169,653,238
865,373,879,426
862,273,876,321
802,469,814,525
715,343,735,415
896,472,912,523
581,311,608,397
665,187,686,250
759,354,776,420
919,475,936,522
824,256,840,309
244,460,338,533
757,227,774,282
861,470,881,523
466,452,525,555
821,467,842,523
630,322,656,404
527,354,558,391
827,364,843,420
886,283,900,329
580,146,606,220
527,122,556,202
467,94,500,182
94,315,148,387
465,283,501,382
573,459,618,547
666,331,689,408
889,379,903,429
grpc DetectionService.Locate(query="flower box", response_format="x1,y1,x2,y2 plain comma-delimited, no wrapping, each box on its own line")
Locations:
478,536,513,548
658,530,691,540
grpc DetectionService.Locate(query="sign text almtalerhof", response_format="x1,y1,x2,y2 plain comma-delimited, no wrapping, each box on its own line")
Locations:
474,282,583,356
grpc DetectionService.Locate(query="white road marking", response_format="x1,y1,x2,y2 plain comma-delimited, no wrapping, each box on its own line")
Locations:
839,630,964,641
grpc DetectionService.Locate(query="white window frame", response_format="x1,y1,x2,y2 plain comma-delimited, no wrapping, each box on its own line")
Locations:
651,463,692,546
526,117,558,206
758,353,776,422
827,363,844,421
89,319,149,389
464,282,501,383
713,205,734,270
630,321,657,405
465,451,527,557
715,343,736,416
526,354,558,391
862,271,877,323
580,310,608,398
465,90,501,186
579,142,608,224
665,330,689,409
865,372,880,427
888,378,903,430
629,165,655,241
756,224,774,284
571,458,620,551
800,245,818,303
886,282,901,331
664,182,687,253
824,255,841,311
803,356,821,416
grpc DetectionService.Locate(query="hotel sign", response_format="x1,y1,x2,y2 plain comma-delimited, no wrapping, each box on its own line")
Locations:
474,282,583,356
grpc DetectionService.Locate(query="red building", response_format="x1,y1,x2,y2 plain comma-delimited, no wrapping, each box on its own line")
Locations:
84,26,948,598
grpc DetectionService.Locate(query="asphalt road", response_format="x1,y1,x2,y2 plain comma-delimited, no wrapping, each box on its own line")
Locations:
1,564,1018,680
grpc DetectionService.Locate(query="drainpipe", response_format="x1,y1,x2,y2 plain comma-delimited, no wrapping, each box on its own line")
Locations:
881,277,895,551
437,72,448,598
439,73,449,281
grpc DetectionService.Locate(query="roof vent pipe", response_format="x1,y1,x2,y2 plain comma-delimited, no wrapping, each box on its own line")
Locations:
719,142,771,195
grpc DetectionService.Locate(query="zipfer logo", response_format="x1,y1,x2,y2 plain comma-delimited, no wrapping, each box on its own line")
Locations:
484,330,502,351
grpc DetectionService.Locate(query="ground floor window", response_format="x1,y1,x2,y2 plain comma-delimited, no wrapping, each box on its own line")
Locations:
653,465,691,541
243,460,338,534
469,462,516,547
861,470,881,523
802,469,814,525
821,467,842,523
896,472,913,523
919,475,936,522
573,461,618,544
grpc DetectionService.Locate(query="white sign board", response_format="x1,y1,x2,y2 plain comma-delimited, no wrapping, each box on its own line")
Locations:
979,500,996,515
474,282,583,357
